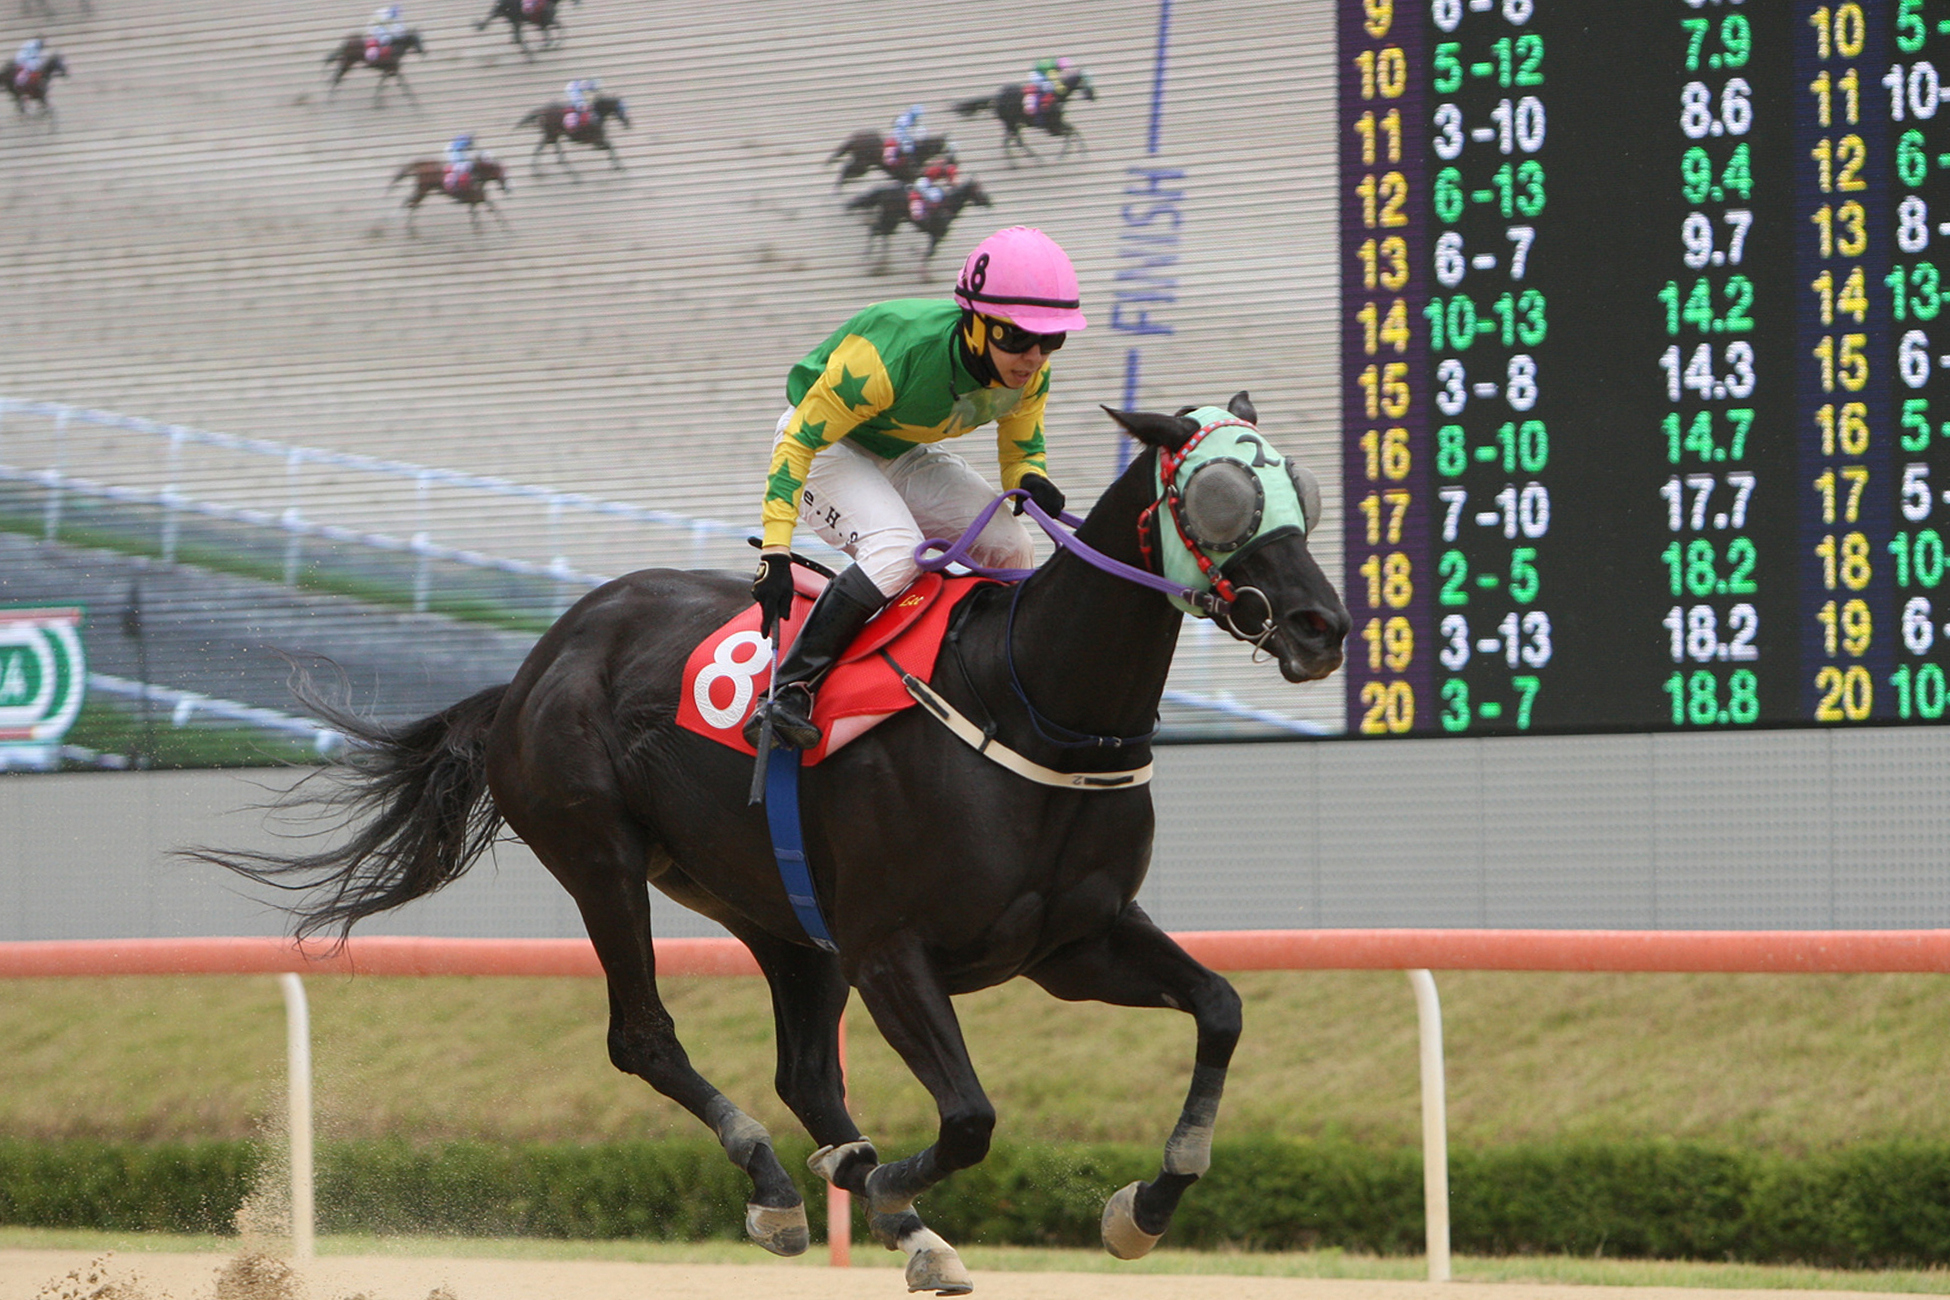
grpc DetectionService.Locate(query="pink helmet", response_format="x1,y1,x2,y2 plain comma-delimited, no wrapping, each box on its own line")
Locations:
953,226,1088,333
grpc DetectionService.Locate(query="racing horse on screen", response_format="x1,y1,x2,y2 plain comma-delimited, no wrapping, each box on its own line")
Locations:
325,28,425,100
476,0,576,52
192,394,1347,1295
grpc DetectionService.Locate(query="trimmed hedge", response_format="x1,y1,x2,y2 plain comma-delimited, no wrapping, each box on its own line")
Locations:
6,1136,1950,1266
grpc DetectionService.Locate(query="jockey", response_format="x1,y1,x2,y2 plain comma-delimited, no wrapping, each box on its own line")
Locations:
14,37,45,74
907,174,946,222
564,78,592,109
888,103,925,158
366,5,405,57
745,225,1088,750
443,132,479,187
1025,56,1073,116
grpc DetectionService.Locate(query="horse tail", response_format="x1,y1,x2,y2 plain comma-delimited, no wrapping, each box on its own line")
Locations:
184,684,509,942
515,107,542,127
388,161,419,187
846,187,887,211
952,96,991,117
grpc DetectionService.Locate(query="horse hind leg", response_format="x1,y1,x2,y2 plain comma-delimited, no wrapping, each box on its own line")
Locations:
734,928,874,1186
512,804,811,1256
1025,905,1242,1260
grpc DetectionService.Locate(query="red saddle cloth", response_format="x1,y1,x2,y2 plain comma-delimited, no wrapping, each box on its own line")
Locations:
442,164,472,195
676,569,990,765
562,109,588,132
363,38,387,63
521,0,547,16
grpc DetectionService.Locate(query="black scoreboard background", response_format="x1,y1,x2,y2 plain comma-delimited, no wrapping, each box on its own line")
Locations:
1338,0,1950,736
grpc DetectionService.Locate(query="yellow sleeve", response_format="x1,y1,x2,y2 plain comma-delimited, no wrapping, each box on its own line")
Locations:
994,364,1053,491
760,335,895,548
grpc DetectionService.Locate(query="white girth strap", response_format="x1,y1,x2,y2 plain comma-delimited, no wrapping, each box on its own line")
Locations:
896,671,1153,790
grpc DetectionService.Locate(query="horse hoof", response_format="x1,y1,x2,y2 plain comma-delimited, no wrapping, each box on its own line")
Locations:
745,1201,809,1257
905,1236,973,1294
1101,1181,1164,1260
809,1138,878,1188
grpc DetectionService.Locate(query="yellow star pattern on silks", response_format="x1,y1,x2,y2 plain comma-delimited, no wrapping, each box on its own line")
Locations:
832,366,873,410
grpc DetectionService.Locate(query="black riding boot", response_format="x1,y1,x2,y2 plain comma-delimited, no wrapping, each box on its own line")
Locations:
744,564,888,751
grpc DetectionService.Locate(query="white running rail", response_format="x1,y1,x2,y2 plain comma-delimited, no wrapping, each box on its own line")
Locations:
0,397,775,608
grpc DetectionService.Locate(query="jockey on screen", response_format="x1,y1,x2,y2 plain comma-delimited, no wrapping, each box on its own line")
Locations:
744,225,1087,751
907,170,948,222
366,5,406,58
885,103,924,165
1024,56,1074,117
443,132,479,188
12,37,45,86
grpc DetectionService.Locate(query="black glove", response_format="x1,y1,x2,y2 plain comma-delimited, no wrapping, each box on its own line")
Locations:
752,551,795,639
1014,472,1066,518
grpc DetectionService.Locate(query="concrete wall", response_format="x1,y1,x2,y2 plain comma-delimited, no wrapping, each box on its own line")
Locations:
9,724,1950,942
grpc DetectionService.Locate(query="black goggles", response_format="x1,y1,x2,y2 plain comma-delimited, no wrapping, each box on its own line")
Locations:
984,316,1067,354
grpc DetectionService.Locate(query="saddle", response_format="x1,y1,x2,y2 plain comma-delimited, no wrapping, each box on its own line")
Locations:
880,138,906,168
363,38,389,63
520,0,548,16
562,108,588,132
12,66,41,92
676,569,991,765
442,164,474,196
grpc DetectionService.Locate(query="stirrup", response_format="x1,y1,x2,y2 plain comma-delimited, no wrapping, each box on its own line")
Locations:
743,684,820,751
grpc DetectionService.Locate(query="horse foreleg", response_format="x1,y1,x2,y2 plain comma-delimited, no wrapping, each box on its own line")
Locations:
851,937,985,1295
1025,904,1242,1260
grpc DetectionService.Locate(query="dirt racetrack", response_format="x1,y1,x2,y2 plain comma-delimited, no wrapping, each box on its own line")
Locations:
0,1249,1909,1300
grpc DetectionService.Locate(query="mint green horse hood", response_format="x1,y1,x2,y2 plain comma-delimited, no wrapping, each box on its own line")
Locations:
1152,407,1324,616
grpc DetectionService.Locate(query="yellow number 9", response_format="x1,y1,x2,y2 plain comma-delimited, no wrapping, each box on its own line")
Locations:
1364,0,1393,38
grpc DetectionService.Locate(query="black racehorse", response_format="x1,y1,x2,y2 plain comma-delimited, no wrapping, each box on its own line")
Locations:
515,94,629,171
476,0,577,53
846,178,991,267
953,67,1095,162
325,30,425,100
827,129,951,187
192,394,1347,1296
3,53,66,118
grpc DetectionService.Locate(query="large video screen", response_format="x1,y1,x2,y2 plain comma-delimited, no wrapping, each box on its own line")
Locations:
0,0,1343,770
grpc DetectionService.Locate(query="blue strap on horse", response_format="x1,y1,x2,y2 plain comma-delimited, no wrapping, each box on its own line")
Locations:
763,747,838,953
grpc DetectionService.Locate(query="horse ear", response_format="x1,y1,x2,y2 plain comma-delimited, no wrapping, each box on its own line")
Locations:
1101,406,1200,450
1227,390,1258,423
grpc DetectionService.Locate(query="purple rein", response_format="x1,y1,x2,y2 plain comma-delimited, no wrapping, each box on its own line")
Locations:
913,489,1225,616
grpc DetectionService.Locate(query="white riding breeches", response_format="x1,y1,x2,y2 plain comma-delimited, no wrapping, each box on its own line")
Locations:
774,409,1035,599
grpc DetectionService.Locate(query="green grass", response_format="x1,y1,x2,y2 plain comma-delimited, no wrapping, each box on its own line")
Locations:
61,696,325,769
4,1227,1950,1291
3,970,1948,1153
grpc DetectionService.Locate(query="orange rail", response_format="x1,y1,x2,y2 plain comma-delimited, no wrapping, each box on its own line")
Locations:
4,929,1949,978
